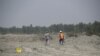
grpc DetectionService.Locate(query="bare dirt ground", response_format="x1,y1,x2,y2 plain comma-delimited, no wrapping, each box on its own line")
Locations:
0,34,100,56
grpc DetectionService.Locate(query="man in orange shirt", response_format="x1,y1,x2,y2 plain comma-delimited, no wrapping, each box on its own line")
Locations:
59,30,64,45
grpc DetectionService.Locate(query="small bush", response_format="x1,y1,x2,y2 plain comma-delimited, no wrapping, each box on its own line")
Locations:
86,31,93,36
67,32,78,37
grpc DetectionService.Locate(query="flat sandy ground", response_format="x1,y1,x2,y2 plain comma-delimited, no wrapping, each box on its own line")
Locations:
0,34,100,56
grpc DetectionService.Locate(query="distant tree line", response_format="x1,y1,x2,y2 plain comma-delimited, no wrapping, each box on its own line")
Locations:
0,21,100,36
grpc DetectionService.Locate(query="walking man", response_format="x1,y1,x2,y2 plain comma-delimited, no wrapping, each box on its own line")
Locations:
59,30,64,45
44,32,51,45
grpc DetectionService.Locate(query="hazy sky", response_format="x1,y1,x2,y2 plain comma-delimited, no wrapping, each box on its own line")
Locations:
0,0,100,27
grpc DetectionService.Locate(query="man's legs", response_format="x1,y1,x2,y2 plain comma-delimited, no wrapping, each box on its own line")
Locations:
59,39,64,45
61,39,64,45
45,39,49,45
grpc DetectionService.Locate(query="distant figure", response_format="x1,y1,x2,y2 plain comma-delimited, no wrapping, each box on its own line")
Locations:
44,32,51,45
59,30,64,45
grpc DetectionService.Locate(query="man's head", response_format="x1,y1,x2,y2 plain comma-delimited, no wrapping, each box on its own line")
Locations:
60,30,62,33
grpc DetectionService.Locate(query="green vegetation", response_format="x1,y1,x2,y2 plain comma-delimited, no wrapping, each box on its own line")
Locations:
0,21,100,36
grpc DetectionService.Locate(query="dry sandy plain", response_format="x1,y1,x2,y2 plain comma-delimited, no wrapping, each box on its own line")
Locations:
0,34,100,56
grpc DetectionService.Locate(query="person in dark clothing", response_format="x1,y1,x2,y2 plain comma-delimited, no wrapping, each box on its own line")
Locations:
44,32,51,45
